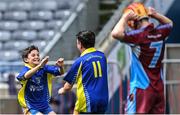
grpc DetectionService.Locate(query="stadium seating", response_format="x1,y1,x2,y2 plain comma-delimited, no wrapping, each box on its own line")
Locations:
0,0,75,62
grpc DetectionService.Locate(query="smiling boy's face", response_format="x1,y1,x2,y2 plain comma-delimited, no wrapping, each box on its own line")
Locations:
25,49,40,67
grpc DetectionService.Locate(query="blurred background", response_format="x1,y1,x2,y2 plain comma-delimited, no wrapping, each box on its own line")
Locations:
0,0,179,114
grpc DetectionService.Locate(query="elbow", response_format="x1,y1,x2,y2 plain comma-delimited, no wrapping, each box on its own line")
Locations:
170,21,173,27
111,31,124,40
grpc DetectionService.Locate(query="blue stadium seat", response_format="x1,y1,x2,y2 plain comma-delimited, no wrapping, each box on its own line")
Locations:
12,30,37,41
46,20,63,29
0,21,19,31
3,40,29,51
20,21,45,30
38,30,56,40
3,11,28,21
29,11,53,21
0,31,11,41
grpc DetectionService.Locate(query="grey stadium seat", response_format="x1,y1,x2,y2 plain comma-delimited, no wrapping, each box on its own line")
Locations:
3,11,28,21
54,10,71,20
0,50,20,61
38,30,56,40
0,12,2,20
32,1,58,11
20,21,45,30
55,0,71,10
31,40,47,51
12,30,37,41
0,2,7,11
0,21,19,31
29,11,53,21
3,40,29,51
46,20,63,29
0,31,11,41
8,1,32,11
0,42,2,50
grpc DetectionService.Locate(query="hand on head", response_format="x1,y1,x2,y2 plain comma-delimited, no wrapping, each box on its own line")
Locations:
147,7,157,17
123,10,140,21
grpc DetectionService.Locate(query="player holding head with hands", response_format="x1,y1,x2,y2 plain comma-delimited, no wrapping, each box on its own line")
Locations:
111,2,173,114
17,45,64,115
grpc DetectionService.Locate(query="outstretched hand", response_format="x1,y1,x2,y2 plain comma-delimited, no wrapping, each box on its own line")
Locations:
39,56,49,67
56,58,64,67
58,87,65,95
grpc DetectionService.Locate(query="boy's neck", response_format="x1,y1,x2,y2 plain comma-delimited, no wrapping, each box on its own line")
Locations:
139,20,150,29
25,63,36,68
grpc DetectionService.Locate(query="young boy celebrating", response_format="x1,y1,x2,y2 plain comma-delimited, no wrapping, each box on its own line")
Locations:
111,2,173,114
17,45,64,114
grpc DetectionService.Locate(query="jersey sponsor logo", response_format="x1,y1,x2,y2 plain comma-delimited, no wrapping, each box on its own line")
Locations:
147,34,162,39
29,85,44,92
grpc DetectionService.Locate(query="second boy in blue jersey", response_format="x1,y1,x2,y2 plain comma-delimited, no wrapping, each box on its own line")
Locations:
58,30,109,114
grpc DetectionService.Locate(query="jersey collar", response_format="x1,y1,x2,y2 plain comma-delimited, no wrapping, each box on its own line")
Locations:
143,23,154,31
80,47,96,57
24,63,34,69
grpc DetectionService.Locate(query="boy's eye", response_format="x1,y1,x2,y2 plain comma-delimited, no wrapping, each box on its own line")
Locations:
31,54,35,57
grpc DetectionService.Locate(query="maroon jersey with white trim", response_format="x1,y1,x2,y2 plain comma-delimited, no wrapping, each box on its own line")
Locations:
123,23,172,91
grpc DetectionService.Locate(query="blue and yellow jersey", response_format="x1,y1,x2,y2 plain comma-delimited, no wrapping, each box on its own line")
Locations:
16,64,61,111
64,47,109,113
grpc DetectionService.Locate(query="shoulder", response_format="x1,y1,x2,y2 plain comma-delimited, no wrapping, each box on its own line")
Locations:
21,66,30,72
156,23,173,30
126,29,145,36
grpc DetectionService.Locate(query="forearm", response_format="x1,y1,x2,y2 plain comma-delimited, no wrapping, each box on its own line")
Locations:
24,65,41,79
59,66,65,75
59,82,73,94
111,17,126,40
151,12,173,25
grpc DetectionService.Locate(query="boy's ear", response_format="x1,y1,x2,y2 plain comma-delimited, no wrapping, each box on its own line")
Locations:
24,58,28,63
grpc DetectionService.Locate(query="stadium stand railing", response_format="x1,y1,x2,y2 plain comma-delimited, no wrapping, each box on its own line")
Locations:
163,44,180,114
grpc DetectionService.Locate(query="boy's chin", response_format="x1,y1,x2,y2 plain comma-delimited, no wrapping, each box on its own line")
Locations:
32,62,40,66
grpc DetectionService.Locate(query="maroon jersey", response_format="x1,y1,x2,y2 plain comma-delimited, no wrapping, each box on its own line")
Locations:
123,23,172,91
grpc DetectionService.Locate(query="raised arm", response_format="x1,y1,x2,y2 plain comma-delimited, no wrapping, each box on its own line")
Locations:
56,58,65,75
24,56,49,79
148,7,173,26
111,11,139,40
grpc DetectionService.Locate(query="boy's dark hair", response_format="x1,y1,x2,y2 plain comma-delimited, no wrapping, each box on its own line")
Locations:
76,30,95,49
21,45,39,62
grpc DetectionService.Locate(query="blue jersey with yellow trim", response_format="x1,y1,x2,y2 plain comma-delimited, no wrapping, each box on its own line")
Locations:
17,64,61,110
64,48,109,113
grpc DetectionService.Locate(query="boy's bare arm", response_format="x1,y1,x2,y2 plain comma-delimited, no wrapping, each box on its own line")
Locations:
56,58,65,75
58,82,73,94
24,56,49,79
111,11,139,40
148,7,173,25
